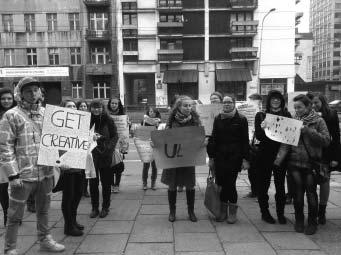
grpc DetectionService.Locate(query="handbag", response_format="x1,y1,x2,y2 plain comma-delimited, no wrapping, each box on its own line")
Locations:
204,168,221,218
111,149,123,168
302,138,329,185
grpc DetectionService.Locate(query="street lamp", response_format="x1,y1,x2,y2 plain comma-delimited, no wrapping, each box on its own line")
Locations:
257,8,276,94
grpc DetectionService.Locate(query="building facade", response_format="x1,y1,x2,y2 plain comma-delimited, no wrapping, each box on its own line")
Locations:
295,32,313,82
0,0,119,105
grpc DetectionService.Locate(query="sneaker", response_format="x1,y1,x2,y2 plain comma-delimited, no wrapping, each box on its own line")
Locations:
40,235,65,252
143,184,148,190
113,186,120,193
5,249,18,255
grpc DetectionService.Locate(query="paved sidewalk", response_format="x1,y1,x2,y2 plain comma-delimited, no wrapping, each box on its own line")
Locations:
1,163,341,254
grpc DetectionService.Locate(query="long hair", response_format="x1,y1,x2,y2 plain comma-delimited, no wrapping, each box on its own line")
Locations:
60,99,76,108
0,88,17,116
167,95,200,126
313,93,332,120
107,96,125,115
76,100,89,111
146,106,161,119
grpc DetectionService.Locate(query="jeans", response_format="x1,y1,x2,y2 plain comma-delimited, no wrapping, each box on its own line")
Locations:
113,173,122,187
220,171,239,204
4,177,53,252
142,161,157,185
62,172,84,229
90,167,112,210
0,183,9,219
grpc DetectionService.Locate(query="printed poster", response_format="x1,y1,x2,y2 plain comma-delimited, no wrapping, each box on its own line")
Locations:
196,104,223,135
264,114,303,146
38,104,92,168
111,115,130,152
151,126,206,169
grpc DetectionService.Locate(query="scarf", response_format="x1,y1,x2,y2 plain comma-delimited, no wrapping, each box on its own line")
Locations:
295,109,320,125
221,108,237,120
20,100,42,118
174,110,192,124
109,108,120,116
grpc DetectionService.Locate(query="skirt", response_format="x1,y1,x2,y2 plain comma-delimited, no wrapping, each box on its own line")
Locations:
161,167,196,187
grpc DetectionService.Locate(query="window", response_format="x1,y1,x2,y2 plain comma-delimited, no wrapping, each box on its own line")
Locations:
4,49,15,66
90,47,110,64
70,47,81,65
48,48,59,65
230,37,252,48
159,14,183,22
90,13,108,30
122,29,137,37
333,60,340,66
334,42,340,48
122,2,137,10
260,78,287,95
160,39,182,49
335,24,341,29
123,13,137,25
335,12,341,18
334,51,340,57
24,14,35,32
47,13,57,31
69,13,80,30
93,82,110,99
2,14,13,32
72,82,83,98
27,48,37,66
123,39,138,51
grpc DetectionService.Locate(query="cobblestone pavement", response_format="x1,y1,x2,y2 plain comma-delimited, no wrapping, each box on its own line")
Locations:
1,142,341,254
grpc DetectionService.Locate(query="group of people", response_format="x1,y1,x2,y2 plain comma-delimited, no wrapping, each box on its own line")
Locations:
0,76,340,254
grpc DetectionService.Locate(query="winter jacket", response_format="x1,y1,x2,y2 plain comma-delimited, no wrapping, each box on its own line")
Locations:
275,116,330,170
0,105,54,181
322,109,340,162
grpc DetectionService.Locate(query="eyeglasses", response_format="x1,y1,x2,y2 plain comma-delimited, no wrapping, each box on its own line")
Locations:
223,101,234,105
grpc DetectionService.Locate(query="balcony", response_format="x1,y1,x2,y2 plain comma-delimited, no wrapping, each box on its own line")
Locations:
157,22,183,28
157,22,183,37
122,29,138,38
230,47,258,61
230,0,258,10
158,49,183,63
83,0,110,7
231,20,258,36
86,64,112,75
158,0,182,12
86,30,111,41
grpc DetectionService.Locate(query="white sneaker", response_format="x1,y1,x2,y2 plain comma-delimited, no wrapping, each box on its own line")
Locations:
40,235,65,252
113,186,120,193
5,249,18,255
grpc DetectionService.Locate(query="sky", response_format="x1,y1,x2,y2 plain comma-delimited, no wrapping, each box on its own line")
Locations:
296,0,310,33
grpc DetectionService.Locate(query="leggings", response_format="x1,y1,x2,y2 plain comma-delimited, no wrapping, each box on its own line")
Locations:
0,183,9,215
220,171,239,204
319,176,330,206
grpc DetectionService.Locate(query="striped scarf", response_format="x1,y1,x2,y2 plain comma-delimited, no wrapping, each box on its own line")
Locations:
295,109,320,125
174,110,192,124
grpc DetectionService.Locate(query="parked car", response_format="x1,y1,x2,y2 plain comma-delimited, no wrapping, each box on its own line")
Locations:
329,100,341,112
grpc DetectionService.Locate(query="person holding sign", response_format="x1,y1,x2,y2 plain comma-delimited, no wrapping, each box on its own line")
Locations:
254,90,291,225
141,107,161,190
89,100,118,219
309,93,340,225
207,95,250,223
0,77,65,254
274,95,330,235
161,95,205,223
107,97,127,194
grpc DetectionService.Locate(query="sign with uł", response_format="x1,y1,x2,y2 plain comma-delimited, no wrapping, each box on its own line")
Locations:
38,104,92,168
151,126,206,169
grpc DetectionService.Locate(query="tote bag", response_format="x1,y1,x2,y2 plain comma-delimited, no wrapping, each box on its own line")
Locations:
204,169,221,218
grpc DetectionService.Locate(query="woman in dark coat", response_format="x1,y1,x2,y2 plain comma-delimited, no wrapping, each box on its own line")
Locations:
89,100,118,218
0,87,16,226
310,93,340,224
255,90,291,224
207,95,250,223
161,95,203,222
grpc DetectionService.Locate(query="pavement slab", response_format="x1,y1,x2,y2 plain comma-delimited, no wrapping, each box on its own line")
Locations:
76,234,129,254
175,233,223,252
90,220,134,234
174,220,215,233
263,232,320,250
125,243,173,255
223,242,276,255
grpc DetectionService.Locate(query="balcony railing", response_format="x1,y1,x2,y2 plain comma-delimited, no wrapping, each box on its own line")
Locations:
158,49,183,62
158,0,182,9
86,30,111,40
231,20,258,36
157,22,183,28
230,0,258,9
85,64,113,75
83,0,110,6
230,47,258,60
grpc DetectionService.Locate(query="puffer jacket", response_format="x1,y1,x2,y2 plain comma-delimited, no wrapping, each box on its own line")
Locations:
0,105,54,181
275,116,330,169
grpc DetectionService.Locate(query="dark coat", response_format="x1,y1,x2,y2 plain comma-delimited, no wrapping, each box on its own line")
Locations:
207,111,249,185
322,109,340,162
91,114,118,169
161,112,201,188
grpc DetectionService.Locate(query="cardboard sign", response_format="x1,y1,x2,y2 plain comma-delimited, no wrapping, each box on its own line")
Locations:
111,115,130,152
134,126,156,140
288,92,307,116
237,102,260,140
134,138,154,163
38,104,92,168
196,104,223,135
151,126,206,169
265,114,303,146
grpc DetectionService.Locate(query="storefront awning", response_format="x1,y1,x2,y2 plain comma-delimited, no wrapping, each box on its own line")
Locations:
163,70,198,83
216,69,252,82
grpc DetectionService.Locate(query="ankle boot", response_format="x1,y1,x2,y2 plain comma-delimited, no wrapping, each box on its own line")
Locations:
305,217,317,235
227,203,238,224
168,190,176,222
64,224,84,236
216,202,228,222
186,189,197,222
261,209,276,224
318,204,327,225
294,206,305,233
276,199,287,224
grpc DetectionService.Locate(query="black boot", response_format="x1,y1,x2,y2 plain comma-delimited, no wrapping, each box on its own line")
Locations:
305,203,318,235
90,208,99,218
261,209,276,224
64,224,84,236
168,190,176,222
294,205,304,233
186,189,197,222
318,204,327,225
4,210,7,226
276,200,287,225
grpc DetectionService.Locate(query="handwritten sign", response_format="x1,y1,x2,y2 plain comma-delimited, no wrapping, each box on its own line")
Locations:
237,102,259,140
265,114,303,146
38,104,92,168
196,104,223,135
151,126,206,169
134,139,154,163
111,115,129,139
